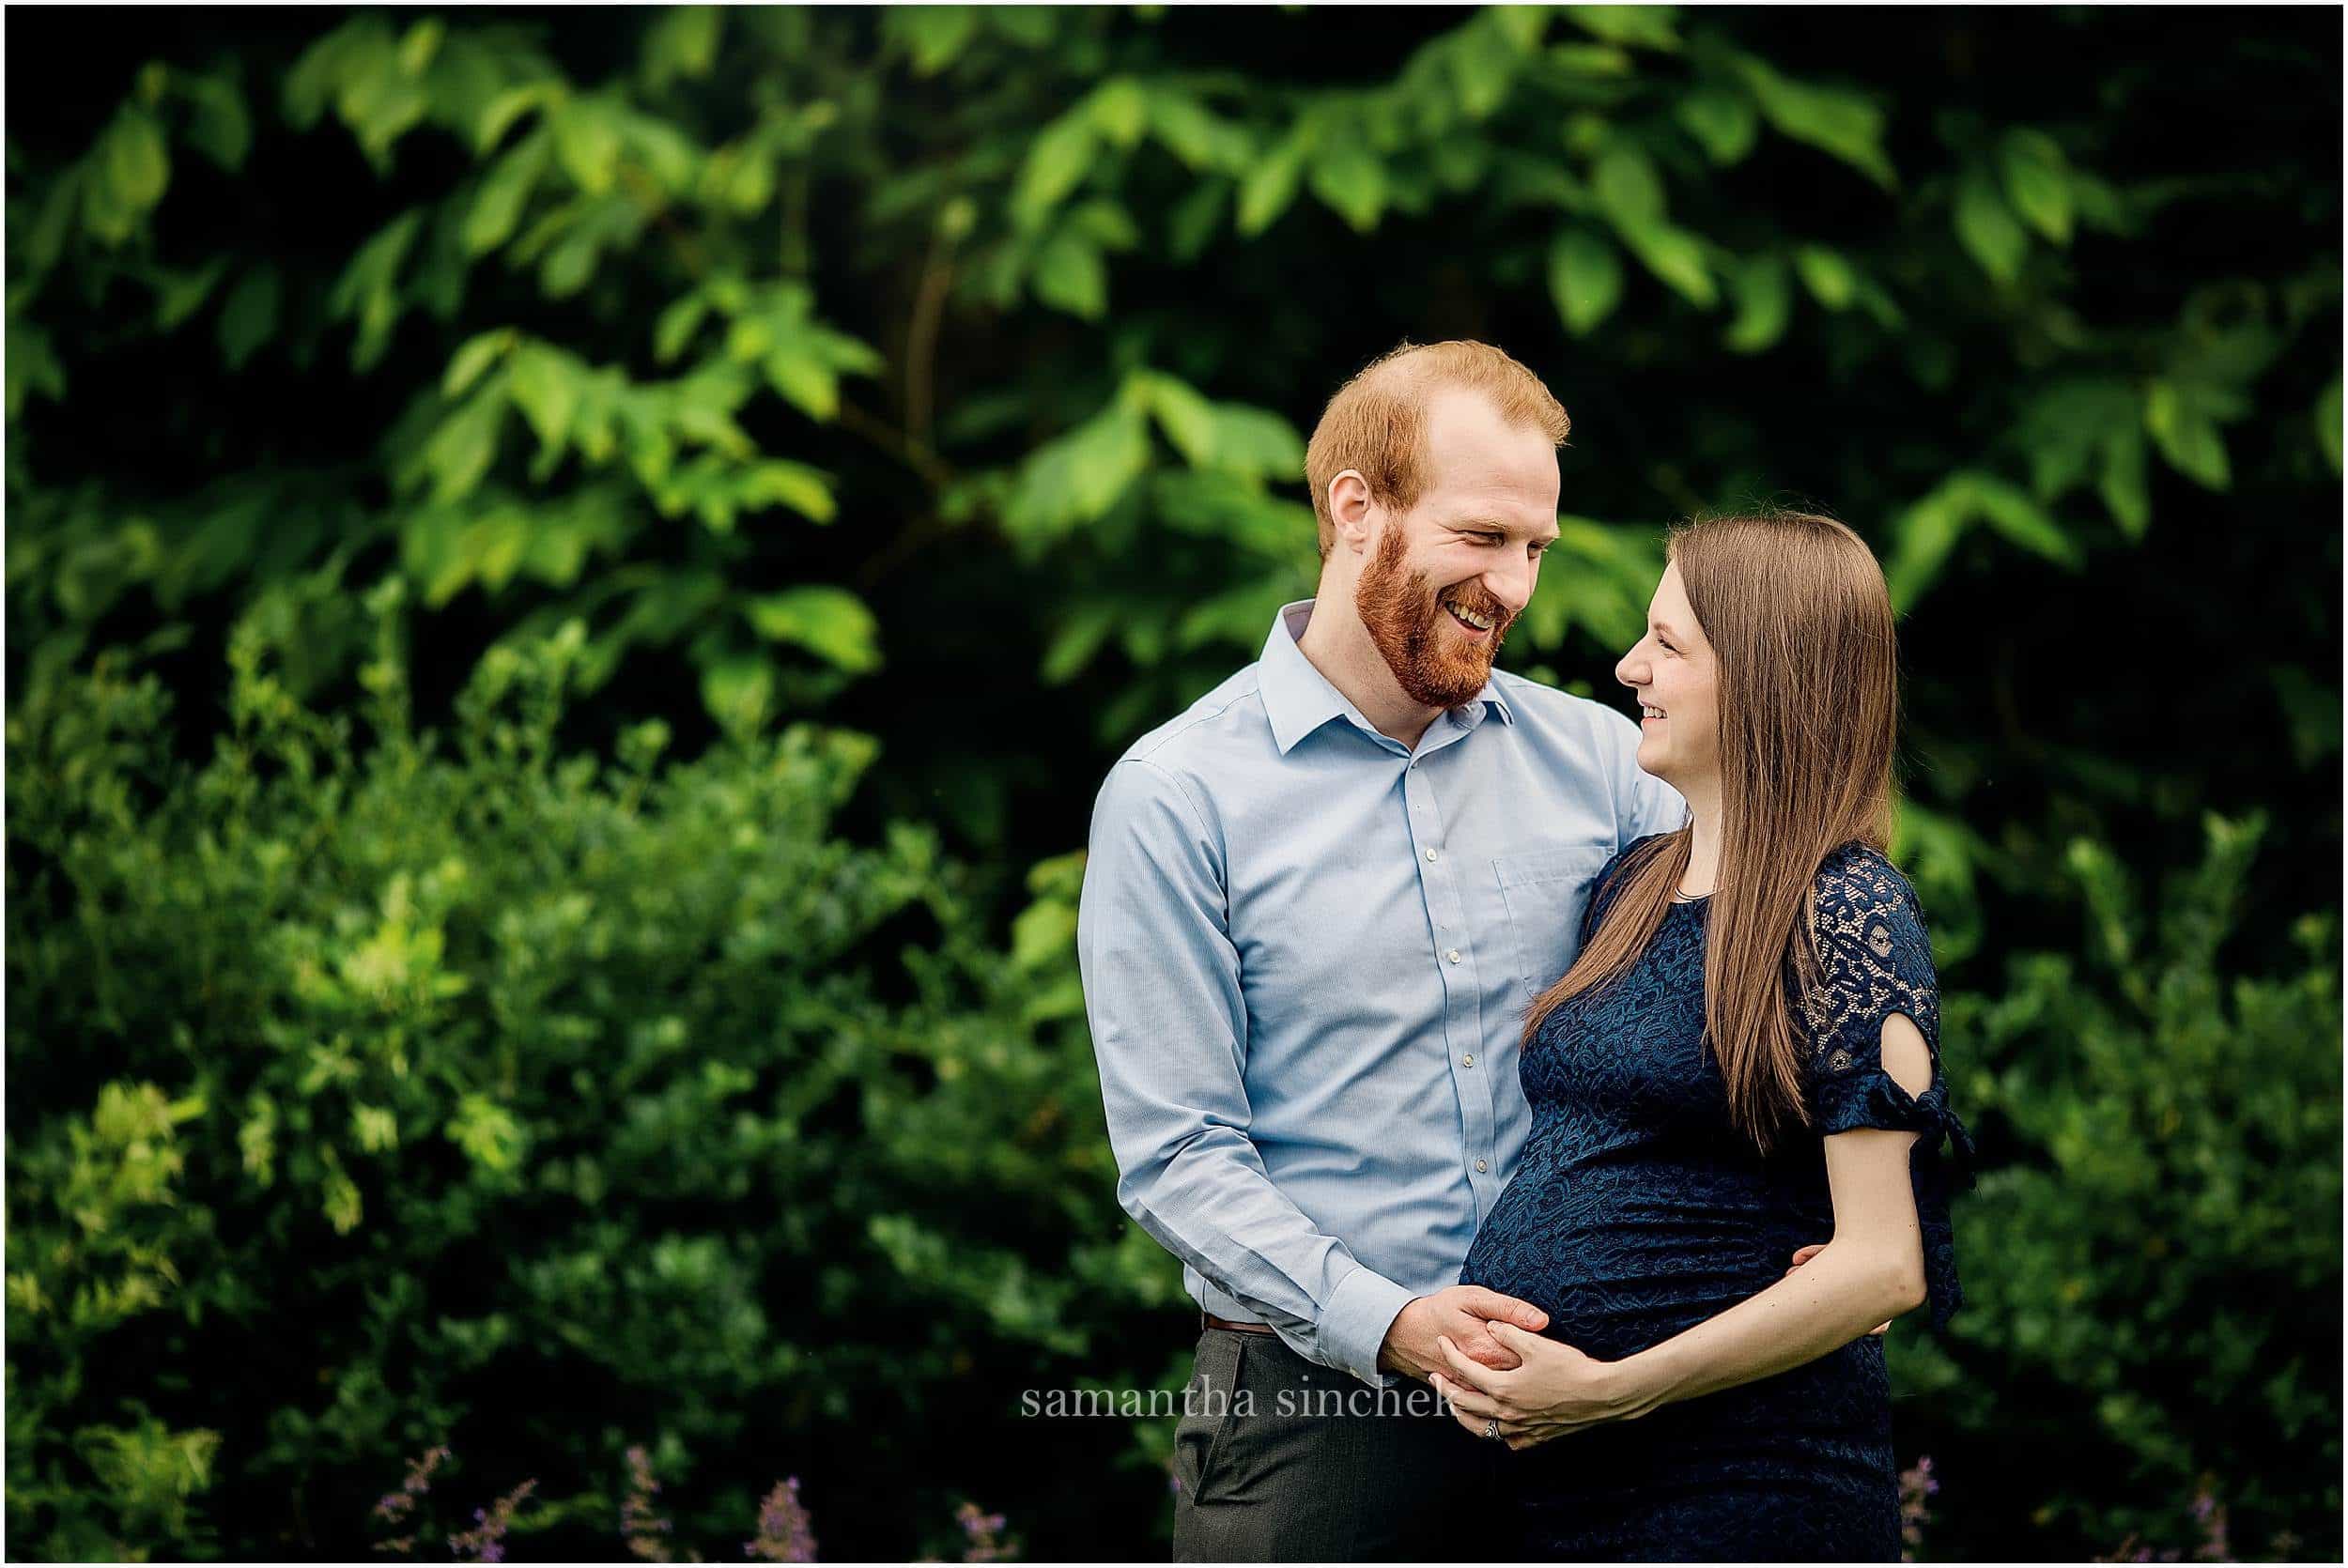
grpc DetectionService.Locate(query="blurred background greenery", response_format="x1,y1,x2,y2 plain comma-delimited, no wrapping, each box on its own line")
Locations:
5,6,2340,1561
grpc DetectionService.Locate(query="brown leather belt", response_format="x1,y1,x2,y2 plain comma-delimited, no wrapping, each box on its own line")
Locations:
1203,1312,1276,1336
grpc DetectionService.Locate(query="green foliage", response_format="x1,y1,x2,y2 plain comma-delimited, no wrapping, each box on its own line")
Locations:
3,7,2338,1560
4,603,1166,1560
1900,813,2341,1557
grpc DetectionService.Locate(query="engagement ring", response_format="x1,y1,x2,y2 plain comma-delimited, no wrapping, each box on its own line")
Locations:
1483,1418,1501,1441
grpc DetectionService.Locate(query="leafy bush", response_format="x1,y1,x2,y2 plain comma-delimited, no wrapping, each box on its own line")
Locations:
1895,812,2341,1560
4,6,2339,1559
3,594,1168,1560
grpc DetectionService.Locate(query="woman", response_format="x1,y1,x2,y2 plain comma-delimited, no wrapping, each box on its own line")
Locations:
1438,510,1976,1561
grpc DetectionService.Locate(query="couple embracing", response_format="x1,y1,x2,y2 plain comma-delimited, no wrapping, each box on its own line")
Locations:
1076,340,1974,1562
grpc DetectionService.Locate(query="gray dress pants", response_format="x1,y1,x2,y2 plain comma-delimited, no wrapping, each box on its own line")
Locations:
1170,1326,1518,1562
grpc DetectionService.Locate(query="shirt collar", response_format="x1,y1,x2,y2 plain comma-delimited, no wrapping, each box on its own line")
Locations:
1259,598,1516,755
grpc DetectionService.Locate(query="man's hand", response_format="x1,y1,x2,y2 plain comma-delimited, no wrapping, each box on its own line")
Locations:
1377,1286,1549,1382
1787,1243,1891,1337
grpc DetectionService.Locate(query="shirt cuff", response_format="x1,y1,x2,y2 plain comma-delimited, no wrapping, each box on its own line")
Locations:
1319,1264,1418,1390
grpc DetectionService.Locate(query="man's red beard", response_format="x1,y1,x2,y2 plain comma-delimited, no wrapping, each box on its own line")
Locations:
1353,524,1515,710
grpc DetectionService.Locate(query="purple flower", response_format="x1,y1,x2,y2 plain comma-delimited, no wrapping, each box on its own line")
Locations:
622,1444,676,1562
448,1478,538,1562
1895,1454,1937,1561
953,1499,1015,1563
745,1476,818,1562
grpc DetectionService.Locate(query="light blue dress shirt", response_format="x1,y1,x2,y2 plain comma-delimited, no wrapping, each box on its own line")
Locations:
1077,598,1689,1388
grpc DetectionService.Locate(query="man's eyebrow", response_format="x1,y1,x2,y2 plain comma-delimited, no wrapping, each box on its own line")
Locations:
1456,516,1562,542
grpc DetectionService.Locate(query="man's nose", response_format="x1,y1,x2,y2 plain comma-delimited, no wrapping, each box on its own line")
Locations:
1484,558,1535,615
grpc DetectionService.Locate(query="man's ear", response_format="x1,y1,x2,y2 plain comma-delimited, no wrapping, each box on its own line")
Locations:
1326,470,1375,552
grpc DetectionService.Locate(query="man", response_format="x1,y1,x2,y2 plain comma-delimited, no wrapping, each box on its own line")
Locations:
1076,341,1686,1560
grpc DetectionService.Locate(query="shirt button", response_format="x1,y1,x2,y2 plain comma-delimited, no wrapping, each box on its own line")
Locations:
1425,847,1439,862
1445,950,1461,963
1462,1054,1475,1067
1475,1160,1489,1173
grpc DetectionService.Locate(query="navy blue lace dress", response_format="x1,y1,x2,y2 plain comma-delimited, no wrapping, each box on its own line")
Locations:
1459,835,1975,1562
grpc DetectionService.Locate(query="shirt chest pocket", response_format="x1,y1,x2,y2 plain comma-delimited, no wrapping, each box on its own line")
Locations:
1491,842,1614,993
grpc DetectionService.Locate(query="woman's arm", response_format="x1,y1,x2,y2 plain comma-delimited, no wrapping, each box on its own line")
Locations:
1432,1013,1935,1449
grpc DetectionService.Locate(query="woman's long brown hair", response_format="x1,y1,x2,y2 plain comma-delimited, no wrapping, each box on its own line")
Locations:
1521,511,1902,1153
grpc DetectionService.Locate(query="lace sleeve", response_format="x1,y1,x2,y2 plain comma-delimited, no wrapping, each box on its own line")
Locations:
1800,848,1977,1331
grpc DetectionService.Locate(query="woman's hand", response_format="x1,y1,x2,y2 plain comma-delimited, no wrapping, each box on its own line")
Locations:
1428,1323,1653,1452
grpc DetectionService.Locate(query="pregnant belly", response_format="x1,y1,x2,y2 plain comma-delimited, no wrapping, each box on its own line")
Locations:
1460,1161,1817,1362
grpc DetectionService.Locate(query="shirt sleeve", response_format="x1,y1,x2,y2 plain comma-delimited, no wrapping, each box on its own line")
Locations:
1076,758,1415,1389
1799,853,1977,1332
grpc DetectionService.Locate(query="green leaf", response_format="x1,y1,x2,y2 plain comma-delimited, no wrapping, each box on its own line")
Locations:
1012,113,1098,229
1010,898,1078,972
152,257,230,331
1235,138,1305,235
443,330,515,398
1732,54,1894,188
1308,145,1386,232
97,107,171,238
1007,407,1151,538
465,132,548,254
1722,254,1790,353
1029,230,1108,319
1450,35,1519,119
2144,380,2231,491
641,6,722,87
1547,228,1623,337
507,345,579,456
397,17,444,76
1963,473,2080,568
1166,180,1227,264
6,324,66,421
1793,245,1858,311
474,83,557,155
699,653,777,735
1063,407,1151,518
765,347,841,421
1676,87,1757,164
422,392,506,504
747,586,882,673
2099,426,2150,539
1624,225,1716,309
1041,604,1120,685
1954,168,2027,284
1489,5,1551,50
1562,5,1680,48
1592,145,1664,228
1999,128,2074,246
743,459,837,523
654,293,709,362
179,71,253,173
551,100,623,195
1139,373,1218,467
1089,79,1149,148
24,166,81,276
1882,485,1968,611
808,326,886,377
2318,380,2341,474
1147,88,1247,173
1205,405,1305,483
217,265,280,371
888,5,977,74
